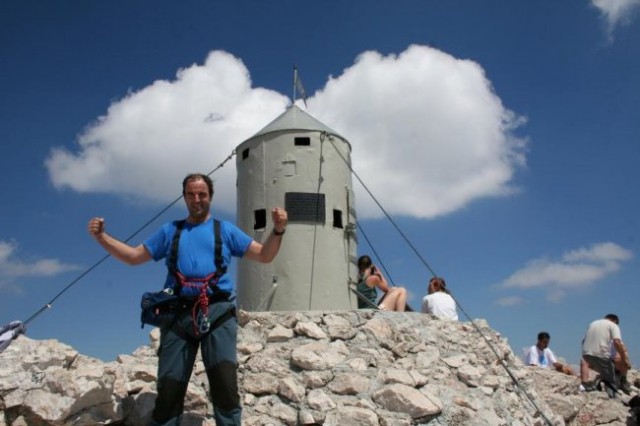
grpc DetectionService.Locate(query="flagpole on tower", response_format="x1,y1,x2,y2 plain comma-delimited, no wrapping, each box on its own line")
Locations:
293,65,307,107
293,65,297,102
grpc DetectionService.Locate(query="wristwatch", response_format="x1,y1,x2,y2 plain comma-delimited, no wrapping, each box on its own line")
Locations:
273,228,286,236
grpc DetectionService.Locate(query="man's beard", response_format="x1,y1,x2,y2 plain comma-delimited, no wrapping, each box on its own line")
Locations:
189,203,209,220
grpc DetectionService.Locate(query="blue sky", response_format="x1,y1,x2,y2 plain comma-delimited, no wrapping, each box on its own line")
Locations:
1,1,639,365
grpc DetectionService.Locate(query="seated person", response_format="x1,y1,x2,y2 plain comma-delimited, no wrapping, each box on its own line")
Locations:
421,277,458,321
525,331,574,375
356,255,407,311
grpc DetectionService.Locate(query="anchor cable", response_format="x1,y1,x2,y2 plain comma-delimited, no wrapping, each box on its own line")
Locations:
322,131,555,426
22,151,236,327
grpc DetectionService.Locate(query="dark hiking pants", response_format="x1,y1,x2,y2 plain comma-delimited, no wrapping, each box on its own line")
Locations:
150,300,241,426
583,354,618,393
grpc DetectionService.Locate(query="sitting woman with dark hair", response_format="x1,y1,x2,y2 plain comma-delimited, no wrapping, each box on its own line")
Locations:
356,255,407,312
421,276,458,321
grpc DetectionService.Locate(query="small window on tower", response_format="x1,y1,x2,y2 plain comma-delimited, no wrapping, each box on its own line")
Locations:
254,209,266,230
294,137,311,146
242,148,249,160
333,209,343,229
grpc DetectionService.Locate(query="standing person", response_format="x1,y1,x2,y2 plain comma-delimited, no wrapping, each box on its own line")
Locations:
525,332,574,375
421,277,458,321
88,173,288,426
580,314,632,395
356,255,407,311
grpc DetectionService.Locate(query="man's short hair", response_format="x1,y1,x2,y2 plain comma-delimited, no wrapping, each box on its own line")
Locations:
537,331,550,341
605,313,619,324
182,173,214,197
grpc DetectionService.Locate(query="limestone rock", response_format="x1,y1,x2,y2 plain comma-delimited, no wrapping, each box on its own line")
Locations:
324,406,379,425
267,324,294,342
327,372,370,395
294,321,328,340
373,383,443,418
2,310,637,425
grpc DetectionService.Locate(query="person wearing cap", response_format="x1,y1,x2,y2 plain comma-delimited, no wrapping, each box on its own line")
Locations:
421,277,458,321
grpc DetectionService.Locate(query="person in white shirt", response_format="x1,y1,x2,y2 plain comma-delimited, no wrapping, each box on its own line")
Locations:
421,277,458,321
580,314,632,395
525,332,574,375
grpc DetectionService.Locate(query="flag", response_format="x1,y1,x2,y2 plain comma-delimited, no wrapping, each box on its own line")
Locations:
293,65,307,107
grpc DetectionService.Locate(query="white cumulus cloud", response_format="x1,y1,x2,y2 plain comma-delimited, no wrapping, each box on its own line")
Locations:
309,45,527,218
46,51,290,207
0,240,80,289
46,46,527,219
498,242,633,301
591,0,640,41
494,296,525,307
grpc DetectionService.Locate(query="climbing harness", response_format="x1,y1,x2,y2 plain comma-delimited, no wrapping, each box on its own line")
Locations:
146,218,229,336
173,218,227,336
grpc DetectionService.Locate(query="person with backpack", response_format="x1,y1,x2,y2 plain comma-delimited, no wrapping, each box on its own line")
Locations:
87,172,287,426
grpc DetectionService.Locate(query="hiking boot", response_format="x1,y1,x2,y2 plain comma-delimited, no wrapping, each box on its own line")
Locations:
619,376,632,395
601,380,618,398
580,381,597,392
605,385,617,398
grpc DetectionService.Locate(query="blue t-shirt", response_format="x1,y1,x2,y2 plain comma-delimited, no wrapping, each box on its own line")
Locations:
144,217,253,295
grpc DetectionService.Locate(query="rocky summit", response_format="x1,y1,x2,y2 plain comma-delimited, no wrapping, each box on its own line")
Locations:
1,310,639,425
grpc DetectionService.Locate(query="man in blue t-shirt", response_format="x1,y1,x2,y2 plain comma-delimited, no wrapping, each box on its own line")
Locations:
88,173,287,426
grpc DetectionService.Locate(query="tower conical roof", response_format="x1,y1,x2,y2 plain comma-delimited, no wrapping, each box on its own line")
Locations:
251,105,343,139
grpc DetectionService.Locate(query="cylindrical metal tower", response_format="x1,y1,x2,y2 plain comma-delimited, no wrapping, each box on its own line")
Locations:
235,105,358,311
